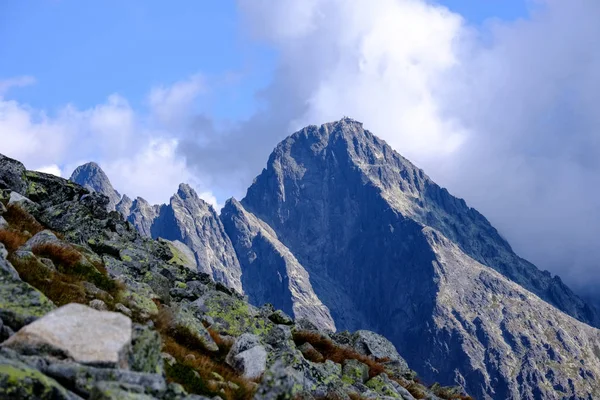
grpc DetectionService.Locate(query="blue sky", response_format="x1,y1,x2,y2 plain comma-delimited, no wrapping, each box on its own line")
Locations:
0,0,528,119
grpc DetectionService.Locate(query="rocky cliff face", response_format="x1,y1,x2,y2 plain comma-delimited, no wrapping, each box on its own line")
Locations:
70,162,121,211
153,184,243,294
220,198,335,331
228,118,600,399
71,165,243,295
0,152,464,400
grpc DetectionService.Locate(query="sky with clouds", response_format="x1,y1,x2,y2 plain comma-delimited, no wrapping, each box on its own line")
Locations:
1,0,600,296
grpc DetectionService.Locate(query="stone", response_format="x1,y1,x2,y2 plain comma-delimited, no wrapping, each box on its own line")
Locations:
225,333,260,366
352,330,407,365
128,324,163,374
89,382,156,400
268,309,294,326
20,230,62,251
8,192,38,211
0,154,27,194
115,303,133,317
170,305,218,352
89,299,108,311
43,362,166,398
0,275,56,331
0,243,20,281
0,201,7,214
232,345,267,379
0,355,76,400
0,215,7,229
342,359,369,385
3,303,132,368
297,342,324,363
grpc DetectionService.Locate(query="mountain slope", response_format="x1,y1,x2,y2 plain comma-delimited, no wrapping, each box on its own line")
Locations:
229,118,600,399
220,198,336,331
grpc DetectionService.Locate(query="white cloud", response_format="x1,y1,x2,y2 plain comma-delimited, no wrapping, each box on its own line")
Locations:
35,164,62,177
0,76,36,96
148,74,205,127
0,74,214,206
206,0,600,292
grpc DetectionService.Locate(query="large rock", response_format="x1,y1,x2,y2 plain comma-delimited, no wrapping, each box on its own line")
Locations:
0,154,27,194
0,274,56,331
3,303,132,368
230,345,267,380
0,355,76,400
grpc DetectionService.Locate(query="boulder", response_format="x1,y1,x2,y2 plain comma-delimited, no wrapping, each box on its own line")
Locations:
20,230,62,251
342,359,369,385
43,362,166,398
268,309,294,326
169,305,218,352
0,275,56,331
0,355,76,400
225,333,260,366
352,330,408,367
0,243,20,281
0,215,7,229
230,345,267,380
0,154,27,194
3,303,132,368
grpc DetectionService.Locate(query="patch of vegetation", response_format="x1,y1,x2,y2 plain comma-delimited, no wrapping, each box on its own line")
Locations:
154,307,255,400
31,242,119,293
292,330,386,378
3,204,44,236
0,229,29,252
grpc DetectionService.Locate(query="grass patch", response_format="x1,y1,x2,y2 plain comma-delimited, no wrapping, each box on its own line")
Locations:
3,204,43,235
155,310,255,400
292,330,386,378
0,229,29,252
31,242,119,293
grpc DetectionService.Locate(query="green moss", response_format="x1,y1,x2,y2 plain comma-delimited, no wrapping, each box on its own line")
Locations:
121,254,133,263
0,359,71,399
203,292,274,337
176,281,187,289
365,375,401,399
0,278,55,330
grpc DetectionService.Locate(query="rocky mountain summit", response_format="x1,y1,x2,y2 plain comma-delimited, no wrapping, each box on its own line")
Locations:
0,153,466,400
222,118,600,399
71,162,121,212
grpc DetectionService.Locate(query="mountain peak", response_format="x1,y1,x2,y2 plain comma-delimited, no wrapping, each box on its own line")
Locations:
70,162,121,211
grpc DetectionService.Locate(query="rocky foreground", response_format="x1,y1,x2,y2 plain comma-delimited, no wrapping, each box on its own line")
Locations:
0,155,471,399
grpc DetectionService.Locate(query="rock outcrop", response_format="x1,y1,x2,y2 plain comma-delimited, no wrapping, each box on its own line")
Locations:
71,164,243,294
70,162,121,212
227,118,600,399
0,152,454,400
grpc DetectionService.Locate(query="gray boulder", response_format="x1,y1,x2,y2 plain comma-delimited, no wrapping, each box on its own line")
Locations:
3,303,132,368
0,355,78,400
230,345,267,380
0,154,27,194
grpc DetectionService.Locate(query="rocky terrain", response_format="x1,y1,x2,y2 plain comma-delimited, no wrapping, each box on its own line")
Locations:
0,153,468,399
71,167,242,294
66,118,600,399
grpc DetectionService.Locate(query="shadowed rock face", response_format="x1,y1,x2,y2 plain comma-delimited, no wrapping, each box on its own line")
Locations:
220,198,336,331
231,118,600,399
70,162,121,211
